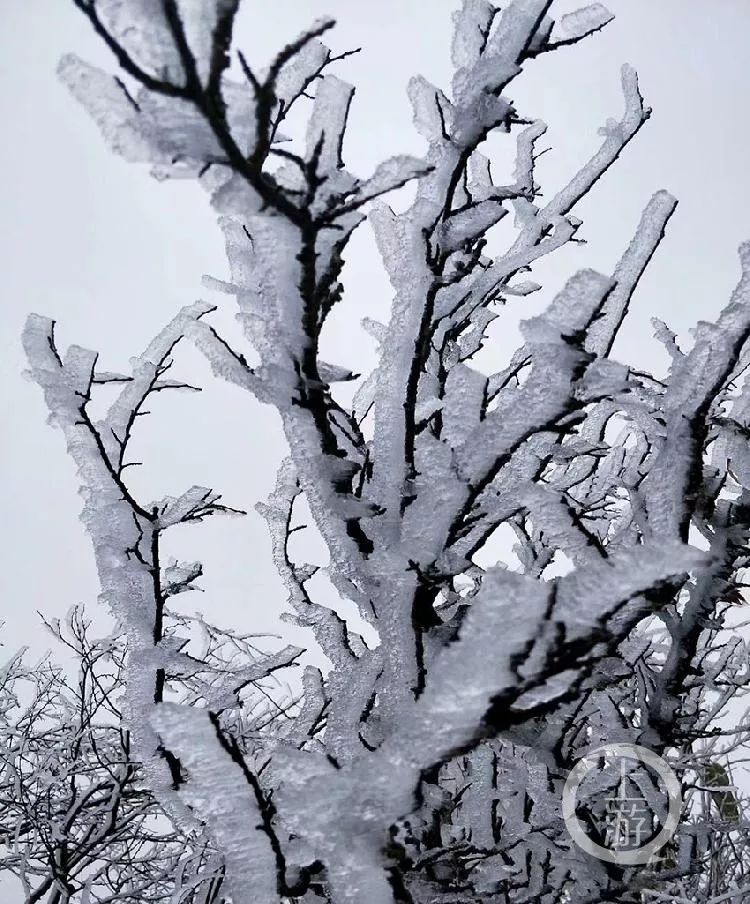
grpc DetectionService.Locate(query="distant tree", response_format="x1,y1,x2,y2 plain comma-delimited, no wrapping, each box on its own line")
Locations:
13,1,750,901
0,609,297,902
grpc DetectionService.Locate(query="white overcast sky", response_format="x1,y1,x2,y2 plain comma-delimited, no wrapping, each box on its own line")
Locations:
2,1,750,659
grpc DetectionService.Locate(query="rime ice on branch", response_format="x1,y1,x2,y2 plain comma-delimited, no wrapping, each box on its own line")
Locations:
21,0,750,901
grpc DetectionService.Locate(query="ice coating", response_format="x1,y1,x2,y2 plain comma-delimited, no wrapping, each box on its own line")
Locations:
19,0,750,901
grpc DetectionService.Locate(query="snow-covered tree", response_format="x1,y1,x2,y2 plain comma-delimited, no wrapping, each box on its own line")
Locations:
1,611,229,903
13,0,750,901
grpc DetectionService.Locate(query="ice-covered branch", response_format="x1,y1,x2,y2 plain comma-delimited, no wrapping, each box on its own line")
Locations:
586,190,678,357
22,305,258,823
644,243,750,541
153,705,280,904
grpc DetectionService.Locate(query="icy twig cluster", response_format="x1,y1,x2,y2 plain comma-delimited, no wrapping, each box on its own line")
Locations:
19,0,750,901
